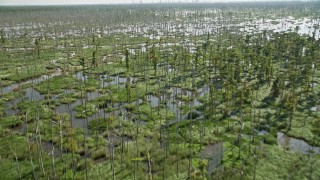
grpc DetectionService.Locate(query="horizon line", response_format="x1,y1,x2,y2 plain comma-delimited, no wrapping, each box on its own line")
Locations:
0,0,315,7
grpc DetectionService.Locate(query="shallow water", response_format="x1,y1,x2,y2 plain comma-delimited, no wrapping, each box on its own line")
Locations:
4,68,210,132
5,88,46,116
310,106,319,112
75,71,136,89
41,141,63,158
240,17,320,40
0,69,62,95
277,132,320,155
201,142,224,174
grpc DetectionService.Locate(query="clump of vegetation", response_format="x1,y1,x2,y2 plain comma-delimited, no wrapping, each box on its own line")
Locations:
1,2,320,179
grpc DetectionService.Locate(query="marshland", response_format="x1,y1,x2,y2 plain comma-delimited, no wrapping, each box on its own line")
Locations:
0,2,320,179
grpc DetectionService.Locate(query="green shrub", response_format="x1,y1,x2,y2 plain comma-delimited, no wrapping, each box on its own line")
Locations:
91,148,107,160
263,134,277,145
77,158,94,171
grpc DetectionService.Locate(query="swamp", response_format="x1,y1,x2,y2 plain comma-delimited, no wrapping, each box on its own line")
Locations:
0,1,320,179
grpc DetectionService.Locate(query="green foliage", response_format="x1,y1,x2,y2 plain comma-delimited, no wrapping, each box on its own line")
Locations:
0,29,5,44
1,116,22,128
263,134,277,145
125,49,129,70
1,4,320,180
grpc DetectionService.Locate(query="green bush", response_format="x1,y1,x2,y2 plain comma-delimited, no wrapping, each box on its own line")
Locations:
1,116,22,128
263,134,277,145
91,148,107,160
77,158,94,171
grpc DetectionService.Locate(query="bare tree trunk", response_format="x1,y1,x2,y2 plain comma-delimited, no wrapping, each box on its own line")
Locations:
26,111,36,178
36,109,46,177
9,142,22,180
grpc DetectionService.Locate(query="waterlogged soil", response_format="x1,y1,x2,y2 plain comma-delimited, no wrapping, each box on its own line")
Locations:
277,132,320,155
1,4,320,179
5,86,207,130
0,68,62,95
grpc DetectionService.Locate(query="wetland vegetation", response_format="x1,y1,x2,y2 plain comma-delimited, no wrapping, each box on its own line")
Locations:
0,1,320,179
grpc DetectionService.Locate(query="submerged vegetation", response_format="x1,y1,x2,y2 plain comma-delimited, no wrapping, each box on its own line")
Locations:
0,2,320,179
